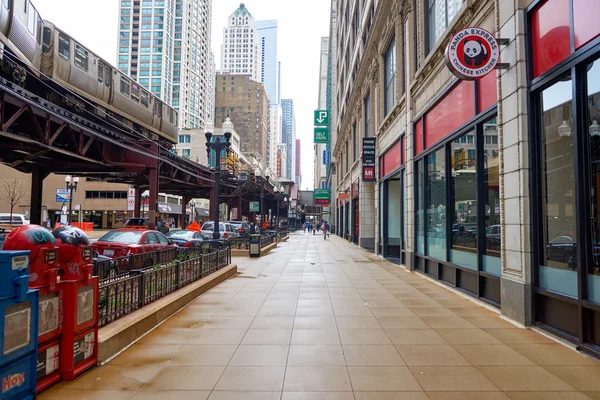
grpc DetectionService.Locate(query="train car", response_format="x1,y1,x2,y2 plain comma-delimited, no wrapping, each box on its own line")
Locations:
0,0,177,145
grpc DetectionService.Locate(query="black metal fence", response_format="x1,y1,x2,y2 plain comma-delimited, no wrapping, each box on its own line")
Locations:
261,233,276,247
97,242,231,328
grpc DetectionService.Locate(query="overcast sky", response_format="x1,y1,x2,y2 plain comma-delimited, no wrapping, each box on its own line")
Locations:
32,0,331,190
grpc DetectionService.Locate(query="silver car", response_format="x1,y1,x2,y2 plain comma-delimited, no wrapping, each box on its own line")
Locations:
200,222,239,239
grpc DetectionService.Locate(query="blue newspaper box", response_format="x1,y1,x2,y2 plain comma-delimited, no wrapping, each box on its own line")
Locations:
0,251,39,400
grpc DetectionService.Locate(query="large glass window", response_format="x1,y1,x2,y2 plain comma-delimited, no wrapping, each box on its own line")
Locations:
384,37,397,116
416,160,425,254
365,93,371,137
539,77,578,298
428,0,462,51
586,60,600,304
450,130,477,269
426,148,446,260
483,118,501,275
387,177,401,258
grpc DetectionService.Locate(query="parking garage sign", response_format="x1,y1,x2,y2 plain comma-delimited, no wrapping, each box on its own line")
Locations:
56,189,70,202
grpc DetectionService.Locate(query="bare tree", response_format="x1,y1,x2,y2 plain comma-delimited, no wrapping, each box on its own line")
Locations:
0,178,27,224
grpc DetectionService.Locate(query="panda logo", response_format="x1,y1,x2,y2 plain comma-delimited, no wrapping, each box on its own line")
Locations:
463,40,487,68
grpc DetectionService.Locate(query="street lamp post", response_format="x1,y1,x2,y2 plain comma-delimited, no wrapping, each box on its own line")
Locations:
190,201,196,225
273,185,284,230
255,167,270,233
206,126,232,240
64,175,79,224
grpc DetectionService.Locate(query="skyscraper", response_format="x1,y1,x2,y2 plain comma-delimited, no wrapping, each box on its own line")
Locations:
295,139,302,187
220,3,261,82
314,37,329,189
116,0,215,129
281,99,296,180
256,20,279,105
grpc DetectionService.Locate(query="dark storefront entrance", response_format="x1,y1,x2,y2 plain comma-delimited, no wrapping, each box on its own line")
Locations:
351,181,359,245
528,0,600,357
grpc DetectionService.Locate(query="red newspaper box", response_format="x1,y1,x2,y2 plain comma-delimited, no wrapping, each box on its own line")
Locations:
52,226,99,381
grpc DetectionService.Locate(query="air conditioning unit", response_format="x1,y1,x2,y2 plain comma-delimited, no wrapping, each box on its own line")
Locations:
238,171,249,181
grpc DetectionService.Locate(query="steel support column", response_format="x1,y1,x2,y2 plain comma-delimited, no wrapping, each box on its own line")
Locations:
181,196,190,229
147,167,159,231
29,168,47,225
134,185,141,218
209,188,216,220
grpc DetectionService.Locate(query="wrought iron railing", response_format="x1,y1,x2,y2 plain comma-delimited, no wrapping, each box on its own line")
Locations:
97,243,231,327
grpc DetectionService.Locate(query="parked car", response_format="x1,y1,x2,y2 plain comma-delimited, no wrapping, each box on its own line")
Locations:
123,218,170,234
0,214,30,226
546,235,575,265
166,230,204,248
91,229,176,258
200,222,239,239
229,221,251,235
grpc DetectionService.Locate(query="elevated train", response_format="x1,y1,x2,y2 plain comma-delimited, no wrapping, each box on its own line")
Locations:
0,0,178,146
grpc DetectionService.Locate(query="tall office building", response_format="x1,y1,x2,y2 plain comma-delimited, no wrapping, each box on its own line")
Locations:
116,0,215,129
281,99,296,180
256,20,279,105
295,139,302,186
314,37,329,189
220,3,261,82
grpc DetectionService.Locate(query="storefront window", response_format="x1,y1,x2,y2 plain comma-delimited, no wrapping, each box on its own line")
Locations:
483,118,501,275
416,160,424,254
586,60,600,304
450,131,477,269
539,77,578,298
387,177,401,257
426,148,446,260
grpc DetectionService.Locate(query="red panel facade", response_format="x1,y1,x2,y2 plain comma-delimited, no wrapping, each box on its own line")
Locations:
531,0,571,77
478,71,498,112
425,80,475,148
401,135,406,165
573,0,600,49
383,140,401,177
414,118,423,156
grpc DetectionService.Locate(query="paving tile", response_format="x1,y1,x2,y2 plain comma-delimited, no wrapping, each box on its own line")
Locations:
339,328,392,345
187,328,246,345
486,329,556,344
409,366,498,391
144,366,225,391
137,327,199,344
132,391,211,400
543,366,600,391
370,307,417,317
291,329,341,344
377,317,430,329
66,365,161,390
110,344,181,365
466,316,521,329
510,344,600,366
288,345,346,366
204,317,254,330
454,344,535,366
435,329,502,344
242,329,292,345
478,366,576,391
215,366,285,391
447,307,498,317
296,307,335,317
333,307,374,317
426,393,510,400
409,307,458,317
354,393,430,400
343,345,405,366
335,316,382,329
168,344,237,365
396,344,470,366
506,393,595,400
40,389,139,400
229,345,289,366
284,366,352,391
250,317,295,329
208,392,282,400
386,329,447,345
282,393,355,400
293,317,337,329
348,366,422,391
421,316,478,329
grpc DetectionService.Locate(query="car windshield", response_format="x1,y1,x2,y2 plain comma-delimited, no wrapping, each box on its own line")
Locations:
167,230,193,239
98,231,143,244
125,218,147,226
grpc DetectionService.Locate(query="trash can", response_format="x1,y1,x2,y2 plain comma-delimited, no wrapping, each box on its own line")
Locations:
249,234,261,258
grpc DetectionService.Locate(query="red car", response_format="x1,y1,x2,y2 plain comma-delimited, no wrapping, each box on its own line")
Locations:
92,229,176,258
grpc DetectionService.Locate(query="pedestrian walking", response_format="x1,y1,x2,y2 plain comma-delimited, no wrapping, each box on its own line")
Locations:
312,223,316,235
322,220,330,240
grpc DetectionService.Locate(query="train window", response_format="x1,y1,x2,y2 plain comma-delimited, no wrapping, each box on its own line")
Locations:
27,3,34,34
104,66,111,87
140,90,149,108
42,27,51,53
58,33,70,60
169,108,174,124
3,0,10,11
131,83,140,103
120,76,130,96
74,44,88,72
97,61,103,83
36,14,42,45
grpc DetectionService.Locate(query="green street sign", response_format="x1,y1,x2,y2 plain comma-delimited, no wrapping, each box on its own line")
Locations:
314,189,330,200
249,201,259,212
314,110,329,126
314,127,329,144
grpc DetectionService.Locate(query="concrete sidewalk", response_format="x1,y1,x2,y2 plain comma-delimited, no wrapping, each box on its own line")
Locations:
40,232,600,399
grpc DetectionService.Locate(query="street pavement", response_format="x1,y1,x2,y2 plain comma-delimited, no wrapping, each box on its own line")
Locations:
40,232,600,399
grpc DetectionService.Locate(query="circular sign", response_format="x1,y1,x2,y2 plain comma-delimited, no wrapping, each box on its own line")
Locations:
445,27,500,80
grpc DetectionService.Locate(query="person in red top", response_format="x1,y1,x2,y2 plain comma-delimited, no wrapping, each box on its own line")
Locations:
262,221,268,231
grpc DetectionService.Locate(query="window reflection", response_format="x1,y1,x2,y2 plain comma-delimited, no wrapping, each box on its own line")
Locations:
483,118,501,275
426,148,446,260
586,60,600,304
539,76,578,298
450,131,477,269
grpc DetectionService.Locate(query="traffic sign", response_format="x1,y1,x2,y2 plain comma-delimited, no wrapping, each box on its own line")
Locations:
323,150,330,165
314,128,329,143
314,110,329,126
314,189,330,200
250,201,260,212
321,181,329,190
56,189,70,202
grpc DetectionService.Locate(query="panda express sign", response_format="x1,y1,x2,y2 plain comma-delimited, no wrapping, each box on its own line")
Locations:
445,27,499,80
